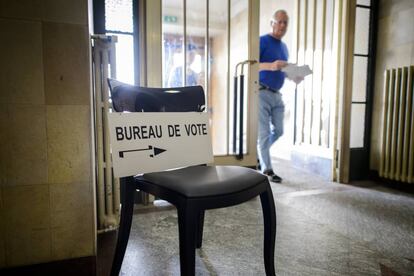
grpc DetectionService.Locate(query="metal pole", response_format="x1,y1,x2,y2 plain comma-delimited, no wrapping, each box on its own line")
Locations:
238,73,244,160
233,75,238,154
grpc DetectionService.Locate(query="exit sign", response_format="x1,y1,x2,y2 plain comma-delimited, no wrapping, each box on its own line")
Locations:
163,15,178,23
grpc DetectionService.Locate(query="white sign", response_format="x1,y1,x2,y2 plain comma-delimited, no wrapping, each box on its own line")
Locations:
108,112,213,177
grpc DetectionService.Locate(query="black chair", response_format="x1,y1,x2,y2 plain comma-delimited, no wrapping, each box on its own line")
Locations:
108,79,276,276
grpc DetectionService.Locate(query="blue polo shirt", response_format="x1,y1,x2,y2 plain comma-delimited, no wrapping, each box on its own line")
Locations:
259,34,289,90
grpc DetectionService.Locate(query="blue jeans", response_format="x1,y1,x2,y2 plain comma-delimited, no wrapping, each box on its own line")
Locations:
257,89,284,173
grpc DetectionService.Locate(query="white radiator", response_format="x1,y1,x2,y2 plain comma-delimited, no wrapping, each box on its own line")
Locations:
92,35,121,231
379,66,414,183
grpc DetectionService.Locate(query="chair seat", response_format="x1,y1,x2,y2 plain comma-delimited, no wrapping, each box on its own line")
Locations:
142,165,267,197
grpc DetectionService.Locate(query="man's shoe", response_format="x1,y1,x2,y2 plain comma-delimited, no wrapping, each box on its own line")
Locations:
263,169,275,176
262,169,282,182
270,174,282,183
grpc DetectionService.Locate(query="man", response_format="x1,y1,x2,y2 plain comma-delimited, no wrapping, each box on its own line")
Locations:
168,46,199,87
258,10,301,183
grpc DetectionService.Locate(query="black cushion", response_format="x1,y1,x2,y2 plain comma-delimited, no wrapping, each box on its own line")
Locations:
142,166,267,197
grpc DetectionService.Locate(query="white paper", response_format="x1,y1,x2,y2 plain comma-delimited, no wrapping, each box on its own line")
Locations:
282,64,313,79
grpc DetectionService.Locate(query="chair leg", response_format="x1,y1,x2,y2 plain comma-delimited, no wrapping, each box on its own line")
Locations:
260,184,276,276
111,177,136,276
196,210,205,249
177,204,198,276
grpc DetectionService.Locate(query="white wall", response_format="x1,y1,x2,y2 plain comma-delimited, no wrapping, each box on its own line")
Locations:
370,0,414,170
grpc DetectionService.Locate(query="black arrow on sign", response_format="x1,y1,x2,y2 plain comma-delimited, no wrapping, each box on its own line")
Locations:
119,145,167,158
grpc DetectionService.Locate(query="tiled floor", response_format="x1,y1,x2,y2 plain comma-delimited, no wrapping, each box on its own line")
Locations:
98,160,414,275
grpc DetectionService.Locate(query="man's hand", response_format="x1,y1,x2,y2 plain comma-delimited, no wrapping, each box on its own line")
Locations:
270,60,287,71
259,60,287,71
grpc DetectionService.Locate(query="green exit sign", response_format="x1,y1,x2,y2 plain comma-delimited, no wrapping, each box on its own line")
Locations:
163,15,178,23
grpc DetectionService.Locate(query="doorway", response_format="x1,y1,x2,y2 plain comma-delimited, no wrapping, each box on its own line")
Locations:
259,0,377,183
160,0,260,167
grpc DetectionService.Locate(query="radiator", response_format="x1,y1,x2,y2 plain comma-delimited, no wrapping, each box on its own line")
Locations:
92,35,121,231
379,66,414,183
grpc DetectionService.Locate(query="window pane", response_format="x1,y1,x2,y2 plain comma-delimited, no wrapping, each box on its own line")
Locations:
350,104,365,148
186,0,206,89
354,8,370,55
357,0,370,6
105,0,133,33
162,0,184,88
229,0,249,155
108,33,134,84
352,56,368,102
210,0,229,155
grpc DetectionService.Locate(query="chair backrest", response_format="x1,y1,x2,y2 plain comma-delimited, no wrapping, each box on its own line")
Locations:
107,79,205,113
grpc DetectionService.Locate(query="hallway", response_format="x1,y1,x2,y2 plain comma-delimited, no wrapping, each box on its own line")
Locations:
98,161,414,275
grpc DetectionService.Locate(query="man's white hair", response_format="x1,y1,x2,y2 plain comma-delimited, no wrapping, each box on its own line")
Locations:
271,9,289,21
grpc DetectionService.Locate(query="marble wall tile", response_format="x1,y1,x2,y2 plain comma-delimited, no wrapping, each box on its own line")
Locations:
0,19,44,105
42,0,88,25
0,105,7,186
47,105,91,184
0,0,95,268
50,182,92,228
0,188,5,268
50,182,94,260
51,222,94,260
2,185,50,237
6,228,51,267
2,185,51,266
43,22,91,105
6,105,48,186
0,242,4,267
0,0,42,20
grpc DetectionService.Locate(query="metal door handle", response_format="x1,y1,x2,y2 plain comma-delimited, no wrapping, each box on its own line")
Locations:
233,60,257,160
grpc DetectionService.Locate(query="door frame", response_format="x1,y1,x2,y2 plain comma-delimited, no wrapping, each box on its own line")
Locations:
145,0,260,167
214,0,260,167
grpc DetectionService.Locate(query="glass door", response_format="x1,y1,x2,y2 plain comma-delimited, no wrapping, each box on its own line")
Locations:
161,0,260,167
